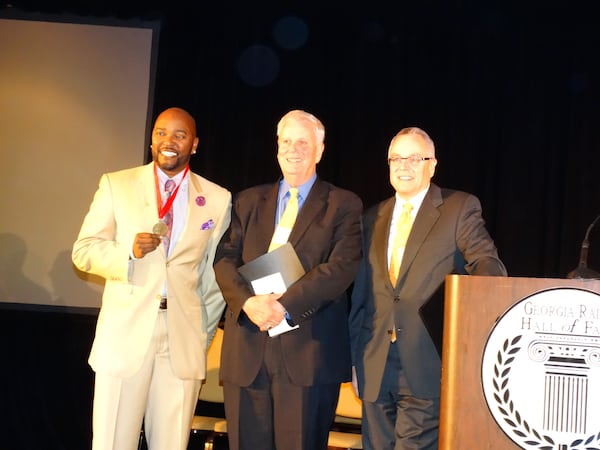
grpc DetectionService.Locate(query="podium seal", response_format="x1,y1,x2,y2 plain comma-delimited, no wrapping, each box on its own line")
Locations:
481,287,600,450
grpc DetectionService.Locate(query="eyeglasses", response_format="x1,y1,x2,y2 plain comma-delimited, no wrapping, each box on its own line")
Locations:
388,155,434,168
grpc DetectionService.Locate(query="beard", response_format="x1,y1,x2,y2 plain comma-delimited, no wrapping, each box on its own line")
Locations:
154,150,189,174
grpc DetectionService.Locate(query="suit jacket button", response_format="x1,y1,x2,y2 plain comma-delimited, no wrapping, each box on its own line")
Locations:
394,296,400,303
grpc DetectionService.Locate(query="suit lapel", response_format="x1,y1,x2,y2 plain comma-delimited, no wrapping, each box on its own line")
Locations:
397,184,442,281
288,178,326,246
373,198,395,286
176,172,201,253
139,163,161,230
257,183,280,253
170,172,214,258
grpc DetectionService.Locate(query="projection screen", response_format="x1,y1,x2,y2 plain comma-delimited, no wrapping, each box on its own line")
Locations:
0,12,160,311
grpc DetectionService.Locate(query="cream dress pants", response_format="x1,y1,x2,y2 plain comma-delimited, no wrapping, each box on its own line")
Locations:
91,311,201,450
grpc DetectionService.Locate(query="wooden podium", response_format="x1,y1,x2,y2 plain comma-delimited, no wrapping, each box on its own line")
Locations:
439,275,600,449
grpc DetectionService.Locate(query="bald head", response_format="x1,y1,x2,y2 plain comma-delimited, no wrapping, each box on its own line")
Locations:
151,107,199,177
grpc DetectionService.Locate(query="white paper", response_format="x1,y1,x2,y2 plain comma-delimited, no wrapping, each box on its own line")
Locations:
250,273,287,295
267,317,299,337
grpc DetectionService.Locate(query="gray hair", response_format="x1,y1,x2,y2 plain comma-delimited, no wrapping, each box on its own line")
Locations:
389,127,435,157
277,110,325,144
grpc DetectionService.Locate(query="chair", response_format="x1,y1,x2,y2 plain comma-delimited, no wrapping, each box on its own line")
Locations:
190,327,228,450
327,381,363,450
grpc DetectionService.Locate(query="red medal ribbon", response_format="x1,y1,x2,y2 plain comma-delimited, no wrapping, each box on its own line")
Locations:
154,163,189,219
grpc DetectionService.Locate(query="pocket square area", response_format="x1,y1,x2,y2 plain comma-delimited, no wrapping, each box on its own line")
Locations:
201,219,215,230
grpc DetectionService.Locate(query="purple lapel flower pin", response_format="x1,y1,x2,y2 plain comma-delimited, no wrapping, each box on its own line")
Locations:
195,196,206,206
201,219,215,230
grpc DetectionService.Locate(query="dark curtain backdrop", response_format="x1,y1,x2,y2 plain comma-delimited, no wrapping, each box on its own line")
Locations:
7,0,600,277
151,1,600,279
2,1,600,449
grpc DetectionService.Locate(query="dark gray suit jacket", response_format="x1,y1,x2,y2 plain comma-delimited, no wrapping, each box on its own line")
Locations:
349,183,507,400
214,177,362,387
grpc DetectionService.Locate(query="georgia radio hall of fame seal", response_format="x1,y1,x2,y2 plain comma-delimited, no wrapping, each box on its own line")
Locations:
481,287,600,450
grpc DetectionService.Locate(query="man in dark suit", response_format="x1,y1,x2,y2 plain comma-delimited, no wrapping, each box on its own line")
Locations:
349,127,507,450
214,110,363,450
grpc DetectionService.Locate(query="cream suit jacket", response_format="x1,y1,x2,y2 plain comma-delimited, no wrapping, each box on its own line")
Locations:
72,162,231,380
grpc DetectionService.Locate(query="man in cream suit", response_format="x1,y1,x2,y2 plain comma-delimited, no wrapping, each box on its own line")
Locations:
72,107,231,450
349,127,506,450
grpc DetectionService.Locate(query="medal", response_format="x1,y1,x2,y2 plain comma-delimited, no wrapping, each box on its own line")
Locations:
152,221,169,236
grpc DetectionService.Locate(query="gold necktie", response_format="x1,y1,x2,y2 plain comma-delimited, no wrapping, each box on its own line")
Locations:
389,202,413,286
268,187,299,251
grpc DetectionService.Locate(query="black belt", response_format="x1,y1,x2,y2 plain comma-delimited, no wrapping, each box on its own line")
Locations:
159,297,167,310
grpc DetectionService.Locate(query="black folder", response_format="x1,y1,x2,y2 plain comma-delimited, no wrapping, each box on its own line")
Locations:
238,242,305,294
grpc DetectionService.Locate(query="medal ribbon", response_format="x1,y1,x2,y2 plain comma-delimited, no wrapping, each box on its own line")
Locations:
154,163,189,219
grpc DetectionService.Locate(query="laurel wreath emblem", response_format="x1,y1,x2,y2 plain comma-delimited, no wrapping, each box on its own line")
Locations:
491,335,600,450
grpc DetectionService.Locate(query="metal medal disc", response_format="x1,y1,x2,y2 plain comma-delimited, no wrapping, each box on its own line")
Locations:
152,221,168,236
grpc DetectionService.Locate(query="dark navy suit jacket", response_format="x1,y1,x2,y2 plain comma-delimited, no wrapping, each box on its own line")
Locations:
214,177,363,387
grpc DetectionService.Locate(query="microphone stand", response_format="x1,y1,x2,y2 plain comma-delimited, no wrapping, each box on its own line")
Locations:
567,214,600,279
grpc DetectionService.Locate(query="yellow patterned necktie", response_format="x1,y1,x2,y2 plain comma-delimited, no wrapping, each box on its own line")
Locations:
389,202,413,286
268,187,299,252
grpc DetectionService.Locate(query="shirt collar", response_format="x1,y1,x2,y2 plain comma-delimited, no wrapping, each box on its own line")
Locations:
156,166,187,186
394,184,429,213
279,173,317,203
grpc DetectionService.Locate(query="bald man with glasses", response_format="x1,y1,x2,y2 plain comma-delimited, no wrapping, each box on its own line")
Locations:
349,127,507,450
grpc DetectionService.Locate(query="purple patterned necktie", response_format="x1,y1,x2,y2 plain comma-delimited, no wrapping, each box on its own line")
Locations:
163,179,175,254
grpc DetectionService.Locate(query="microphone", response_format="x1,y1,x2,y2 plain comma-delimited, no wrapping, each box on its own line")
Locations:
567,213,600,279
